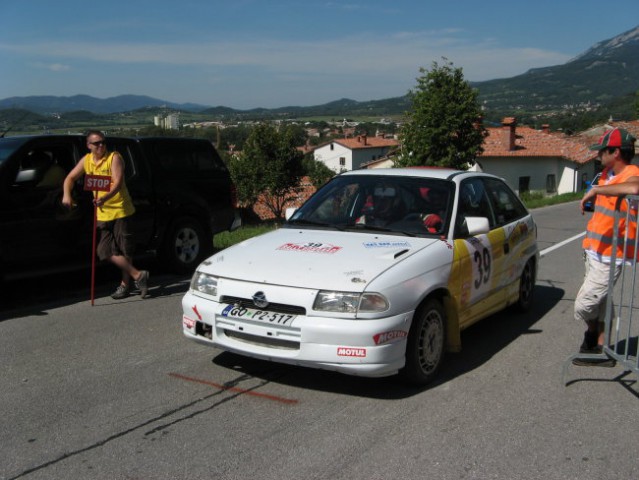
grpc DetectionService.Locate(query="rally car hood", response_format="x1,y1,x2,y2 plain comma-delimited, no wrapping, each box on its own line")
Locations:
198,228,440,291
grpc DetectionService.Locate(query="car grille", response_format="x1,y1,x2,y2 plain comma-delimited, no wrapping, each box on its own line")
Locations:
224,330,300,350
220,296,306,315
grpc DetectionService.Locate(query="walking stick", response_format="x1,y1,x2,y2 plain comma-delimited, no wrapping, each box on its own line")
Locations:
91,192,98,306
84,174,110,305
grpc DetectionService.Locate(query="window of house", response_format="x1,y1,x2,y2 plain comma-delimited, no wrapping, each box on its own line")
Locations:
546,174,556,193
339,157,345,166
330,144,334,151
518,176,530,194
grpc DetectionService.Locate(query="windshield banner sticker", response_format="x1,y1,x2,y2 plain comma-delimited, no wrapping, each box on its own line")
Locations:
277,242,342,254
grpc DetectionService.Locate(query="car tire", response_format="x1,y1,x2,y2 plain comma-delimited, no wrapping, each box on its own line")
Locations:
399,298,446,386
514,259,535,312
161,216,212,274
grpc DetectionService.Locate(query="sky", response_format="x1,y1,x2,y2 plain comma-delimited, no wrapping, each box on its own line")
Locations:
1,0,638,110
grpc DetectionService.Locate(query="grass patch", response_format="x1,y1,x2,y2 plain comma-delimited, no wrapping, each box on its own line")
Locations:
521,191,582,209
214,223,279,250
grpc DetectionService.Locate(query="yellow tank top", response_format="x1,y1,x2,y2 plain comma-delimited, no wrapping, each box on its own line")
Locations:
83,151,135,222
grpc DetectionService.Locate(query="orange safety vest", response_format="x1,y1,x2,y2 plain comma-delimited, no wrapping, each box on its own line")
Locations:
583,164,639,261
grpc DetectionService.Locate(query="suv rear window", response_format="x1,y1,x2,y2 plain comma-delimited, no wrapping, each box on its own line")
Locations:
150,140,228,177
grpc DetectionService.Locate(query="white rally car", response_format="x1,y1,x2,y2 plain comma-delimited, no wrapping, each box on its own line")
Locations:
182,168,539,385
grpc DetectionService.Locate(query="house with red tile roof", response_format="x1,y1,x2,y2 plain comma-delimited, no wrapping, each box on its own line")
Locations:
313,134,399,173
472,118,597,195
576,120,639,148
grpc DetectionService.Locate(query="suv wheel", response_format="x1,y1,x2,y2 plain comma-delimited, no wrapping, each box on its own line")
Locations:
162,217,212,274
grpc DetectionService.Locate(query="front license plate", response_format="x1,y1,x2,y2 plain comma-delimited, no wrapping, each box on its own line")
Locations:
220,304,296,326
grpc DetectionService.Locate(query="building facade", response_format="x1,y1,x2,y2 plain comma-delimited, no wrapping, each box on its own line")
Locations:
314,135,398,173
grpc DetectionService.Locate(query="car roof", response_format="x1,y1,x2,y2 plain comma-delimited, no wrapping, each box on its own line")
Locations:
339,167,502,184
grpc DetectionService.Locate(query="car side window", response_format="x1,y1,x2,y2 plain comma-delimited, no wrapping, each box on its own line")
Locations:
455,178,494,237
13,149,67,190
106,141,137,180
153,141,227,177
484,178,528,226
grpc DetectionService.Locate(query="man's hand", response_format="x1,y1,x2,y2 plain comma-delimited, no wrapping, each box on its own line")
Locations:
580,187,597,215
61,193,75,209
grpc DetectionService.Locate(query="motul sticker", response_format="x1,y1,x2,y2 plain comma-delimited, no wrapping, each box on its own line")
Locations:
337,347,367,357
373,330,407,345
277,242,342,254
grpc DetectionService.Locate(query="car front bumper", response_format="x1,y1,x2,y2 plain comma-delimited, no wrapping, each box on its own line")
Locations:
182,290,412,378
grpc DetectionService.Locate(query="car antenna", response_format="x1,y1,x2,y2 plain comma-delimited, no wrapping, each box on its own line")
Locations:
0,111,30,138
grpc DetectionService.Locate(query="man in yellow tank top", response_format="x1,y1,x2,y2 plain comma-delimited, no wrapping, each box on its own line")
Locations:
573,128,638,366
62,130,150,299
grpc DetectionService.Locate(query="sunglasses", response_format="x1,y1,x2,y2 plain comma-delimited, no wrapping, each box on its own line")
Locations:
89,140,106,146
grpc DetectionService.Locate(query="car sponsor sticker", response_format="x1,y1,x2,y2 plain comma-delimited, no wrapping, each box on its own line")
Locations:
337,347,367,357
373,330,408,345
363,240,412,249
277,242,342,254
182,315,196,329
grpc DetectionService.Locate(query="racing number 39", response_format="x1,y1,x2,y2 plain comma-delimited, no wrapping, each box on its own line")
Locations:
473,247,491,289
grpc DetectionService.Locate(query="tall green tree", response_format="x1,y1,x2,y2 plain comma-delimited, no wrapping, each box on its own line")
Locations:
302,155,335,189
396,59,487,169
229,123,304,219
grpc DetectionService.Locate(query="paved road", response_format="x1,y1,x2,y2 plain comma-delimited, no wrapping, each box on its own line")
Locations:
1,202,637,480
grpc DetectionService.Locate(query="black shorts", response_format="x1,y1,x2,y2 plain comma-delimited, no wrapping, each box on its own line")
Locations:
96,216,135,260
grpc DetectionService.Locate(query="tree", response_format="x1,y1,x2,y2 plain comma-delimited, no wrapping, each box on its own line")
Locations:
229,123,304,219
396,59,487,169
302,155,335,189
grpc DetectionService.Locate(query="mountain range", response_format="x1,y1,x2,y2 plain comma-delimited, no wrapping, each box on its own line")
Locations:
1,25,638,119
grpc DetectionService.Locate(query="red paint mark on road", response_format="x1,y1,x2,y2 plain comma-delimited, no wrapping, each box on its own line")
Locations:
169,372,299,405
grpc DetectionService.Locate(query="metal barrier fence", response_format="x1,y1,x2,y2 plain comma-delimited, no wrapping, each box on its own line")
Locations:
564,195,639,383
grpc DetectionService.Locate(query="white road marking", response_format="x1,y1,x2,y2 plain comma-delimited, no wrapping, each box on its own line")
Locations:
540,232,586,258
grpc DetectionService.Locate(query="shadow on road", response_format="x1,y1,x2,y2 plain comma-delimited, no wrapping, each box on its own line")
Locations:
211,284,565,399
0,259,191,321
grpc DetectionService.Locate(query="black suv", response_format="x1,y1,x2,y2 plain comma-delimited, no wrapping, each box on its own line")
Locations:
0,135,241,280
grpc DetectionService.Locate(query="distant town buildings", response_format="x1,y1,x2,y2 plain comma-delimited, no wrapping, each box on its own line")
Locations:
154,113,179,130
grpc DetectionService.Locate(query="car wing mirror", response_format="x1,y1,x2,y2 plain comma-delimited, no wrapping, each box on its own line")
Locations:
14,169,38,184
285,207,297,220
466,216,490,235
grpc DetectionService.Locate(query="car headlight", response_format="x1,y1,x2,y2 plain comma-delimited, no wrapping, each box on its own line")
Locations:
190,272,218,296
313,291,389,314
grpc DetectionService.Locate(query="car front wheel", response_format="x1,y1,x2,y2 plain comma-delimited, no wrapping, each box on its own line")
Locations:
399,298,446,386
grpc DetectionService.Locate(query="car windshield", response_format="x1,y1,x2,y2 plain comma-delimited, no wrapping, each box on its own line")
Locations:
0,137,30,167
287,174,454,237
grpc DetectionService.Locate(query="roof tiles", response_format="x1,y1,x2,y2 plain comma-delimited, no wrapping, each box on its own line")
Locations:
480,124,594,164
